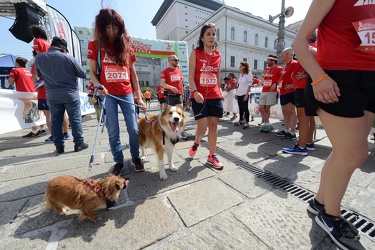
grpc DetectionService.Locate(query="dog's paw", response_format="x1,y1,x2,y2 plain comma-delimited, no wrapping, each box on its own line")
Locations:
170,165,178,172
141,155,146,160
159,172,168,180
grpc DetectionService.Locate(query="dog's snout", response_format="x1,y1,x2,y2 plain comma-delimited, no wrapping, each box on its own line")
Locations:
173,117,179,122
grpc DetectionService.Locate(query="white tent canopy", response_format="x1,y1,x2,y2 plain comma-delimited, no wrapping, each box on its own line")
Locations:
0,0,47,17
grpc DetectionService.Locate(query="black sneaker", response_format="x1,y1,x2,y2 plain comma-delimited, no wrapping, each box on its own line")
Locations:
132,157,144,172
315,210,361,249
74,143,89,152
111,162,124,176
56,145,64,154
276,130,287,137
307,198,323,215
281,132,296,140
22,131,40,138
39,129,47,134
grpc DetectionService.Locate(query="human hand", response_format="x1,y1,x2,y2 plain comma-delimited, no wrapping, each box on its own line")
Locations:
244,94,248,101
270,84,276,92
285,84,294,91
171,86,178,94
194,92,204,103
95,84,108,96
138,100,147,111
296,72,306,80
312,77,340,104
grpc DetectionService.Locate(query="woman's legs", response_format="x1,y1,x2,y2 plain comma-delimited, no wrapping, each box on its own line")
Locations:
315,109,374,216
207,116,219,154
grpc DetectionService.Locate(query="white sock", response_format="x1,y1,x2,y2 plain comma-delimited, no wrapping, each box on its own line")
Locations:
32,129,38,134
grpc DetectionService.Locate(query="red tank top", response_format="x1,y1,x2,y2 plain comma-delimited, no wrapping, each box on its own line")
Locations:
191,49,221,99
317,0,375,70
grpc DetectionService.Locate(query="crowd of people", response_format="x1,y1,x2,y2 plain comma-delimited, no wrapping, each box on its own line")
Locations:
5,3,375,249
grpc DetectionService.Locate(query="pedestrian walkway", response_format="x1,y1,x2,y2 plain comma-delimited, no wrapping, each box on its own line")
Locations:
0,101,374,249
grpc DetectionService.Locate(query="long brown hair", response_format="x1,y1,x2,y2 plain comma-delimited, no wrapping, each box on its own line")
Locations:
240,61,250,74
94,8,130,66
197,23,216,51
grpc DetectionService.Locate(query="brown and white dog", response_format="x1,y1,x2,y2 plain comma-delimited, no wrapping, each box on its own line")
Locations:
44,174,127,221
138,106,185,180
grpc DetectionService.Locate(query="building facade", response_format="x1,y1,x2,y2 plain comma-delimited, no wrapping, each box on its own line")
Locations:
152,0,298,79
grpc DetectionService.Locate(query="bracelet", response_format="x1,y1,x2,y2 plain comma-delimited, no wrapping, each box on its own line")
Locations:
193,90,199,94
311,73,328,86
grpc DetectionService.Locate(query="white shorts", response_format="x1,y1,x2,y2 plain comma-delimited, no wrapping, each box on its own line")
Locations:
259,92,277,106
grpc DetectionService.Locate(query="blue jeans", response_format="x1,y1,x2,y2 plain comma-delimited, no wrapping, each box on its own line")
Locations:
48,99,84,147
104,94,139,163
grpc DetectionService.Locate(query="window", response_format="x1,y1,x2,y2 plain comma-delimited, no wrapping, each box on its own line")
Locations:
243,58,247,62
192,44,195,50
146,81,149,87
254,59,258,70
243,31,247,43
265,37,268,48
230,56,235,67
231,27,235,40
217,29,220,41
255,34,258,45
264,61,267,70
274,39,277,49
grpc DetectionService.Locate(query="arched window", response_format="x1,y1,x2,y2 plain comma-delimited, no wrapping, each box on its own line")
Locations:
217,29,220,41
265,37,268,48
243,31,247,43
255,33,258,45
274,39,277,49
231,27,235,40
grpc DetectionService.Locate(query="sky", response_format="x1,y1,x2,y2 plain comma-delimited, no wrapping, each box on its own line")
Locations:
0,0,312,60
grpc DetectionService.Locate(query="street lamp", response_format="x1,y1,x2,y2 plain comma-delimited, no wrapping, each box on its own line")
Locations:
269,0,294,63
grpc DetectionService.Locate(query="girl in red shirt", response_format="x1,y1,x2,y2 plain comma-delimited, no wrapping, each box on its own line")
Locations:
188,23,224,170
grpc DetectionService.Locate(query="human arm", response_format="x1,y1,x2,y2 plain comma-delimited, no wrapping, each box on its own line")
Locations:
130,63,147,111
244,74,253,101
89,59,108,96
188,50,204,103
292,0,339,104
72,57,86,79
7,77,15,85
160,77,178,94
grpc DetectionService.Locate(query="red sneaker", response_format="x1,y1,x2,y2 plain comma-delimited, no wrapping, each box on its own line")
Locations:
189,142,199,157
206,154,223,170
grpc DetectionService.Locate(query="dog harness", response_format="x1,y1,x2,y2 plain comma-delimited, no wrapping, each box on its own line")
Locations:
83,179,105,199
147,117,179,146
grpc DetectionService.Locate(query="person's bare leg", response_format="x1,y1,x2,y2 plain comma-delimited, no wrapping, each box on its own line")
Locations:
315,109,374,216
207,116,219,153
306,116,316,144
296,107,309,147
194,118,208,144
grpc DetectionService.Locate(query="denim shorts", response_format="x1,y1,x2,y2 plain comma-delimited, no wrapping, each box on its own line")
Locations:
38,99,49,110
191,98,223,120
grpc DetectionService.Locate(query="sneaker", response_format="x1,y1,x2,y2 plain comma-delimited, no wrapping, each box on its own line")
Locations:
281,132,297,140
39,129,46,134
234,121,243,126
306,142,315,151
260,125,274,132
307,198,323,215
276,130,287,137
22,131,40,138
206,154,224,170
243,124,249,129
230,115,237,121
44,136,54,143
63,133,71,140
74,142,89,152
132,157,144,172
111,162,124,176
180,131,188,140
282,145,308,156
315,210,361,249
189,142,199,157
56,145,64,154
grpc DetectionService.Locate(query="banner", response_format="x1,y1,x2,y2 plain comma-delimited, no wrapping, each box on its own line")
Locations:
0,89,95,135
248,87,283,120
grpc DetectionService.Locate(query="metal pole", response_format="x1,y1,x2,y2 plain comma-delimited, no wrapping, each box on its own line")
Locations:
276,0,286,64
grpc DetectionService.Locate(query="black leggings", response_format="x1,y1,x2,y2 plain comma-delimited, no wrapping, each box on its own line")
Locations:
237,95,250,122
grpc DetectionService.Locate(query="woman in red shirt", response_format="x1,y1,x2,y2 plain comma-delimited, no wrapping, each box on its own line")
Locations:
188,23,224,170
293,0,375,248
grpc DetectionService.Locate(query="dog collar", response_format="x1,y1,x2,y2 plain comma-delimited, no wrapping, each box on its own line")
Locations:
84,179,105,199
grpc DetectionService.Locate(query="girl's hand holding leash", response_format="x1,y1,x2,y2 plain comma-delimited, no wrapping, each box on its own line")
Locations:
94,84,108,96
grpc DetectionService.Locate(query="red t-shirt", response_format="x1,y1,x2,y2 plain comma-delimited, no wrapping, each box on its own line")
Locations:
317,0,375,70
31,64,46,99
87,40,136,95
291,62,306,90
280,60,298,95
261,66,283,93
157,85,166,99
160,67,183,95
33,38,50,53
191,49,221,99
252,78,260,85
227,79,238,89
9,68,35,92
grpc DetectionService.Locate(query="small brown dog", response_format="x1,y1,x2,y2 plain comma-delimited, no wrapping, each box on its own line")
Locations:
44,174,126,221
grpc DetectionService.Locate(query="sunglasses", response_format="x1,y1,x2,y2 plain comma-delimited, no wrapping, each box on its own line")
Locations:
170,59,179,62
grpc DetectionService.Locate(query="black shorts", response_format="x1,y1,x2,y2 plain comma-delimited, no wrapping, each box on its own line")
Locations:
191,98,223,120
38,99,49,110
159,98,166,104
145,98,151,102
294,88,305,108
304,70,375,117
280,92,295,106
165,93,182,106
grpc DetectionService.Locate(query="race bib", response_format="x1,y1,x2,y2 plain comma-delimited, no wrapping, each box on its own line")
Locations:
263,79,272,87
104,65,129,82
170,74,181,82
199,72,217,87
353,18,375,53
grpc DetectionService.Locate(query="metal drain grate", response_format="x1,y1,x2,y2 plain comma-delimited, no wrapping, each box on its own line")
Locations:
216,146,375,243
